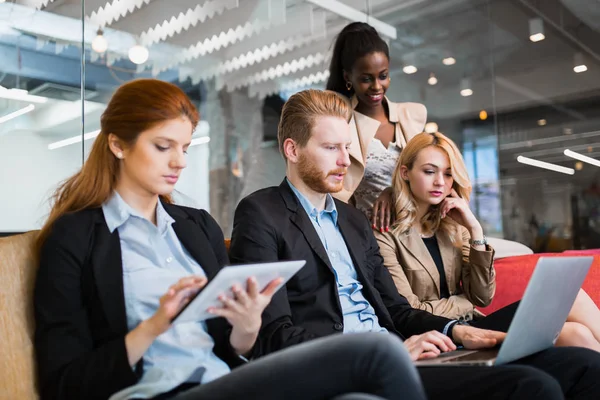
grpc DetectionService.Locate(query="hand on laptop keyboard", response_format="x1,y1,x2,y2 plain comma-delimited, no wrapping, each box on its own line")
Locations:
403,330,457,361
452,325,506,349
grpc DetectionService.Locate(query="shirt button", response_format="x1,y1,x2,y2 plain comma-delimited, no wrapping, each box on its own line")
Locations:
333,322,344,331
166,257,173,263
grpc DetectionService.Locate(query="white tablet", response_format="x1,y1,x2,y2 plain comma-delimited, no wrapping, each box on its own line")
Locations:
172,260,306,324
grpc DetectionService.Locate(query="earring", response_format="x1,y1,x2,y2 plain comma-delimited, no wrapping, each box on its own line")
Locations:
116,152,123,159
346,81,352,91
389,76,392,82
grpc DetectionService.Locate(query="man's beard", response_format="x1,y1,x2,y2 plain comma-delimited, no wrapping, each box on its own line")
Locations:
297,153,346,194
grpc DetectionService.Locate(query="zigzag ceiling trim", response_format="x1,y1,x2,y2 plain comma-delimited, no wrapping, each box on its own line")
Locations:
152,17,285,75
225,52,327,91
17,0,57,10
178,33,322,84
280,69,330,91
88,0,152,27
247,69,330,99
139,0,238,46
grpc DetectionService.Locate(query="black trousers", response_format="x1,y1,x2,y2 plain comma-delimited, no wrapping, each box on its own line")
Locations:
156,333,426,400
420,301,600,399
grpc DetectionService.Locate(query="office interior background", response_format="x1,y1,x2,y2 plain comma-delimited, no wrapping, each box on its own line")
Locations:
1,0,599,252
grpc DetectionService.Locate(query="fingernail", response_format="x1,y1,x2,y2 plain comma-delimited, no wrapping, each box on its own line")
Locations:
372,224,377,229
386,227,389,232
380,228,384,233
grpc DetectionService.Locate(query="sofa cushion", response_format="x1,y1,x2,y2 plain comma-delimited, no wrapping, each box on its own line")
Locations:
0,231,40,399
477,253,600,315
486,237,534,259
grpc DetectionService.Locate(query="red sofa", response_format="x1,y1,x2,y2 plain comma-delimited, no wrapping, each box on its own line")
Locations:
478,251,600,315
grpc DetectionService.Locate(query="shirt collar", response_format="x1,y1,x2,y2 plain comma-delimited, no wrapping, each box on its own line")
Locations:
286,178,338,224
102,191,175,233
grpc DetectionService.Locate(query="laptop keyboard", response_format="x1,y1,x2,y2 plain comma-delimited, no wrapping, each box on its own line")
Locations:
441,350,498,363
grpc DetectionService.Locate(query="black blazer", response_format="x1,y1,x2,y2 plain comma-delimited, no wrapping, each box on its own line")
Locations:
34,203,245,400
229,180,452,356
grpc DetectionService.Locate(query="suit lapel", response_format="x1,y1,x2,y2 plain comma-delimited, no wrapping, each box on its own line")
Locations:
91,214,128,335
166,204,222,281
400,230,442,297
437,231,458,293
336,206,367,276
279,180,335,274
350,95,380,167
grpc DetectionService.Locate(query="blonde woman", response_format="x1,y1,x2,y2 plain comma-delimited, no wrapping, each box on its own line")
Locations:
375,131,600,351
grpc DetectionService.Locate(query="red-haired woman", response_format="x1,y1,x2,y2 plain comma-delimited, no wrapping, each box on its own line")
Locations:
34,79,425,400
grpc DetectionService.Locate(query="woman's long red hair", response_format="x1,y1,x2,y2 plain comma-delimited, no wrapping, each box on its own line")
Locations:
36,79,199,253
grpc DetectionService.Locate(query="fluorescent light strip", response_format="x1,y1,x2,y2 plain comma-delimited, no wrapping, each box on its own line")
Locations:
0,88,48,104
564,149,600,168
189,136,210,147
48,129,100,150
305,0,397,39
517,155,574,175
0,104,35,124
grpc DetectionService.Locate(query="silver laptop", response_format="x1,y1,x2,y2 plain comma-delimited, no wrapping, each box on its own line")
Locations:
415,256,593,367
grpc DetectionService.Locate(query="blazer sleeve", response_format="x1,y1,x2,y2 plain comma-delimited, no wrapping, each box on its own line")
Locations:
460,227,496,307
376,231,475,320
34,216,137,400
229,198,319,356
363,222,453,337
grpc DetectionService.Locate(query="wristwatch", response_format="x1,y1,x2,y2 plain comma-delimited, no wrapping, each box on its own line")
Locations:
469,236,487,246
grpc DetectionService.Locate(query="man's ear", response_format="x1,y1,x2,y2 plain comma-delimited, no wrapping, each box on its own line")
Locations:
283,138,300,163
399,165,410,181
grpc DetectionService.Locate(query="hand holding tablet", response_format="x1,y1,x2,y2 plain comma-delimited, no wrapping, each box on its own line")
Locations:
171,260,306,324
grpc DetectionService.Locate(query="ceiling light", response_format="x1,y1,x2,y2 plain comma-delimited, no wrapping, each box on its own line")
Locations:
479,110,488,120
48,129,100,150
442,57,456,66
0,104,35,124
460,78,472,97
0,87,48,103
517,155,574,175
564,149,600,168
575,161,583,170
92,29,108,54
129,45,149,65
427,73,438,85
424,122,438,133
537,119,547,126
403,65,417,74
574,53,587,73
529,18,545,42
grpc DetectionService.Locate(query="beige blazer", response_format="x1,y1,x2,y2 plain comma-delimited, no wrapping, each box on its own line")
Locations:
374,226,496,321
334,96,427,203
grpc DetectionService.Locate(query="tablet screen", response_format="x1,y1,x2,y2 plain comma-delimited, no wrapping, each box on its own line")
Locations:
172,260,306,324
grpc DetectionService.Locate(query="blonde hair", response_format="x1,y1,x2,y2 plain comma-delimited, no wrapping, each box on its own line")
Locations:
277,89,352,159
391,131,471,244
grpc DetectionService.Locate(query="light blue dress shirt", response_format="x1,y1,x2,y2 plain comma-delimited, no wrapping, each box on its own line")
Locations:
103,192,230,400
287,180,387,334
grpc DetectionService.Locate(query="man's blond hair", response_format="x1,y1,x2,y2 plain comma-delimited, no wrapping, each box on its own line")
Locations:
278,89,352,159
